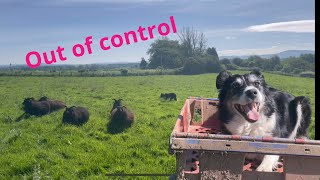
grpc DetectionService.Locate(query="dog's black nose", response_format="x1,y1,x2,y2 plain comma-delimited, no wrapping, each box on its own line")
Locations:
245,89,258,99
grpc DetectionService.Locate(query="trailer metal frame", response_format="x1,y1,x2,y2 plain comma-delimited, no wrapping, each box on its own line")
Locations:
169,97,320,180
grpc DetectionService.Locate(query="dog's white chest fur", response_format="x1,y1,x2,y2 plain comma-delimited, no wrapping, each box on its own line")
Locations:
225,113,278,172
225,113,276,137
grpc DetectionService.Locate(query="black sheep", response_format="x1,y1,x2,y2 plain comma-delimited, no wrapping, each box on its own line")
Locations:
38,96,66,112
111,106,135,124
63,106,89,126
22,98,51,116
160,93,177,101
111,99,134,123
108,99,134,133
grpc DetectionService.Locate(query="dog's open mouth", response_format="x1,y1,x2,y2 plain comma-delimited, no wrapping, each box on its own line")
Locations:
234,102,260,123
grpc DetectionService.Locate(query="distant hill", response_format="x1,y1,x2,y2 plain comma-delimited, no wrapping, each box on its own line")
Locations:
220,50,315,60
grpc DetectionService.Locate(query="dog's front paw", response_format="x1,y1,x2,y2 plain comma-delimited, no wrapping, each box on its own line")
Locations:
256,155,279,172
256,163,274,172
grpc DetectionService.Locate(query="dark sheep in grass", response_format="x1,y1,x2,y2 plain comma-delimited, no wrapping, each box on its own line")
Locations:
108,99,134,134
63,106,89,126
22,98,51,116
111,99,134,123
38,96,66,112
160,93,177,101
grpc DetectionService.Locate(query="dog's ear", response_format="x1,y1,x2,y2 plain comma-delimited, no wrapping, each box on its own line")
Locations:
250,69,264,78
216,70,232,90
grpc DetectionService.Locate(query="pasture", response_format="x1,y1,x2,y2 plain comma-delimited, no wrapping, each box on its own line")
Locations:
0,71,315,179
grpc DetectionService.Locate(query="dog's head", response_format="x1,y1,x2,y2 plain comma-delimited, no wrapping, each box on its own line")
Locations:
65,106,76,116
112,99,123,110
39,96,49,101
216,70,268,123
22,98,35,106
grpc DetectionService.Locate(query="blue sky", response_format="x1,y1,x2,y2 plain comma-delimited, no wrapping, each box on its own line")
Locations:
0,0,315,65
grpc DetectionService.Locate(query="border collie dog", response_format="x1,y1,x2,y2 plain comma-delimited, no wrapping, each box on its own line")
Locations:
216,70,311,172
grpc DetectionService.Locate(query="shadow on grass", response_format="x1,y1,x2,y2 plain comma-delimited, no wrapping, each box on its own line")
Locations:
15,113,31,122
15,112,53,122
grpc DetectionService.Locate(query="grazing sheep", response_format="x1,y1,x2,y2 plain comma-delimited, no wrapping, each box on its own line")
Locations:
22,98,51,116
111,99,134,123
38,96,66,112
160,93,177,101
108,99,134,134
63,106,89,126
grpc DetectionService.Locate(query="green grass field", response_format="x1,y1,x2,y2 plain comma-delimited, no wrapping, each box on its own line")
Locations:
0,71,315,179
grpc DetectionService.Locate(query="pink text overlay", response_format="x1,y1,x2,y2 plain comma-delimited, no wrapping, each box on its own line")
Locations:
25,16,177,68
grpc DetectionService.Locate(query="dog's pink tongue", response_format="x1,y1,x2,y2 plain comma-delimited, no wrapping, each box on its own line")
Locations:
244,103,260,121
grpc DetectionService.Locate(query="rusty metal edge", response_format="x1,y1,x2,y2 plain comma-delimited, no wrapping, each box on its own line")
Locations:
171,138,320,157
171,132,320,145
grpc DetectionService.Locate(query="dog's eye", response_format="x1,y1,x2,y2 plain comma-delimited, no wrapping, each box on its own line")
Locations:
254,81,260,86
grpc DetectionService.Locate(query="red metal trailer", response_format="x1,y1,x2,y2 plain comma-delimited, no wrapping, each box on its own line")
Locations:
169,97,320,180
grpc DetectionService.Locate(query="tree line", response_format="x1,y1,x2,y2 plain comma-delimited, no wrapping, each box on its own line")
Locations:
140,27,223,74
219,53,314,77
140,27,314,77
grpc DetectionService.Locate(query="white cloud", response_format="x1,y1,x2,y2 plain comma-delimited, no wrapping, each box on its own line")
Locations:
243,20,315,33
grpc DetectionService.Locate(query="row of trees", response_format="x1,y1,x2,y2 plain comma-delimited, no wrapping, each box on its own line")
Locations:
140,27,223,74
220,53,314,75
140,27,314,77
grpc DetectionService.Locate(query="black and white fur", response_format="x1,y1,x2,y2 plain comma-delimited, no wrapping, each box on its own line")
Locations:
216,70,311,172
